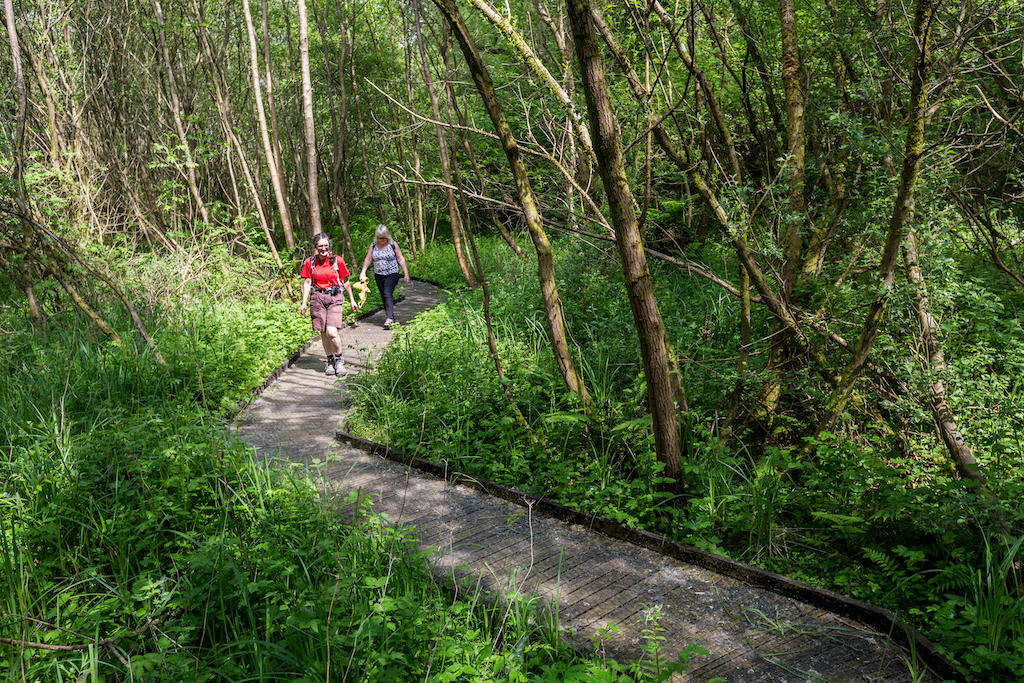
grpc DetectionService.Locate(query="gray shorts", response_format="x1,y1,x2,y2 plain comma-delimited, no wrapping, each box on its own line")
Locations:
309,290,346,331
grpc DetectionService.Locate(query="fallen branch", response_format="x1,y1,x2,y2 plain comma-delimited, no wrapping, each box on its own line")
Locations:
0,201,165,363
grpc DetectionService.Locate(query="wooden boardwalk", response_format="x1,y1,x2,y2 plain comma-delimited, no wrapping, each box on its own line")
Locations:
233,280,951,682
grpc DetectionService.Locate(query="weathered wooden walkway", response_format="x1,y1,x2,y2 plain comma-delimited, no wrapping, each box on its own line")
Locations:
233,280,952,682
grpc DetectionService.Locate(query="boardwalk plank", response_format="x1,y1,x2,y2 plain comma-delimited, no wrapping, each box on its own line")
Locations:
418,508,515,549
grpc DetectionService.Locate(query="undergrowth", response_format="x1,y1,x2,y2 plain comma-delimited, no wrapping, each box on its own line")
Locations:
350,234,1024,680
0,245,642,681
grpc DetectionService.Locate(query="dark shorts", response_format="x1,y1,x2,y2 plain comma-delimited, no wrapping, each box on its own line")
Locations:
309,290,346,331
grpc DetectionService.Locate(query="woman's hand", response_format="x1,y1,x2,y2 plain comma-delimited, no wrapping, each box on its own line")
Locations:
403,274,410,284
299,302,308,316
350,300,358,312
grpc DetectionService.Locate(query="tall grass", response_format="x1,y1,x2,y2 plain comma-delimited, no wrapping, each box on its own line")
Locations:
0,252,632,681
929,534,1024,677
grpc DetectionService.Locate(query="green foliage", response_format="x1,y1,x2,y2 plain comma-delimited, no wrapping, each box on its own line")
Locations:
0,251,623,681
407,240,477,287
6,0,1024,677
352,230,1024,680
350,238,683,535
926,536,1024,678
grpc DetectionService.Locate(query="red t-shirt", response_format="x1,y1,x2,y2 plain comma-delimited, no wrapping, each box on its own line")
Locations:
301,254,350,289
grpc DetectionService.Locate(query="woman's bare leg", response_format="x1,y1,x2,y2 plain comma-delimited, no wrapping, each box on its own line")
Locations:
322,326,342,356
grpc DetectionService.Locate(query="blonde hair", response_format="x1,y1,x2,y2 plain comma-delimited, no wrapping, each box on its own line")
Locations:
375,224,393,244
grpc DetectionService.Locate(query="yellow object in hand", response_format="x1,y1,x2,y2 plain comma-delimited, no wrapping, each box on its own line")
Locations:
351,276,370,309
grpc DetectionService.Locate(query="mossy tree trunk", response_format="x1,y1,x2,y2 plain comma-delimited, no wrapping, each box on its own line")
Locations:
566,0,686,479
815,0,935,434
432,0,588,404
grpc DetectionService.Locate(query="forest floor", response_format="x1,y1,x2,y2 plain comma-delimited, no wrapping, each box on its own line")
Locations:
232,279,937,682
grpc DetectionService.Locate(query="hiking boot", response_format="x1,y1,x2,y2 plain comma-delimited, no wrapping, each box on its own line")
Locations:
324,358,336,376
333,357,347,375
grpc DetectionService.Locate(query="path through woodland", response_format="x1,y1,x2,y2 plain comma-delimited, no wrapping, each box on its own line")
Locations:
233,279,944,682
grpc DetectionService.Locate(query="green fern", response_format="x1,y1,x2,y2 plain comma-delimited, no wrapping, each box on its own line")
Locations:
862,546,901,581
930,564,973,595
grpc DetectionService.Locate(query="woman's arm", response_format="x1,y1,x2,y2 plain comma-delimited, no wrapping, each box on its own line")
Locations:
299,278,312,315
343,280,358,310
395,243,410,282
359,245,373,279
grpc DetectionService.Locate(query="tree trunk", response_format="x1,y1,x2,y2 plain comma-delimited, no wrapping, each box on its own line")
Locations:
241,0,296,250
2,248,43,332
279,0,307,235
904,229,1011,534
261,0,287,213
297,0,322,237
316,4,355,265
403,14,425,252
5,0,47,335
903,231,984,483
466,0,595,166
20,30,63,167
721,266,751,444
34,217,165,361
41,258,122,343
590,5,695,178
815,0,935,434
777,0,806,299
433,0,588,402
5,0,28,196
151,0,211,227
191,0,283,269
414,0,477,287
567,0,685,479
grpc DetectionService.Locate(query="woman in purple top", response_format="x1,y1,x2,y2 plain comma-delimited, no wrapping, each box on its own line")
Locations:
359,224,410,329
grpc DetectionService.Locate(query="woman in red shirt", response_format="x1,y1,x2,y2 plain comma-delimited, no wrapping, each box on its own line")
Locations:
299,233,358,375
